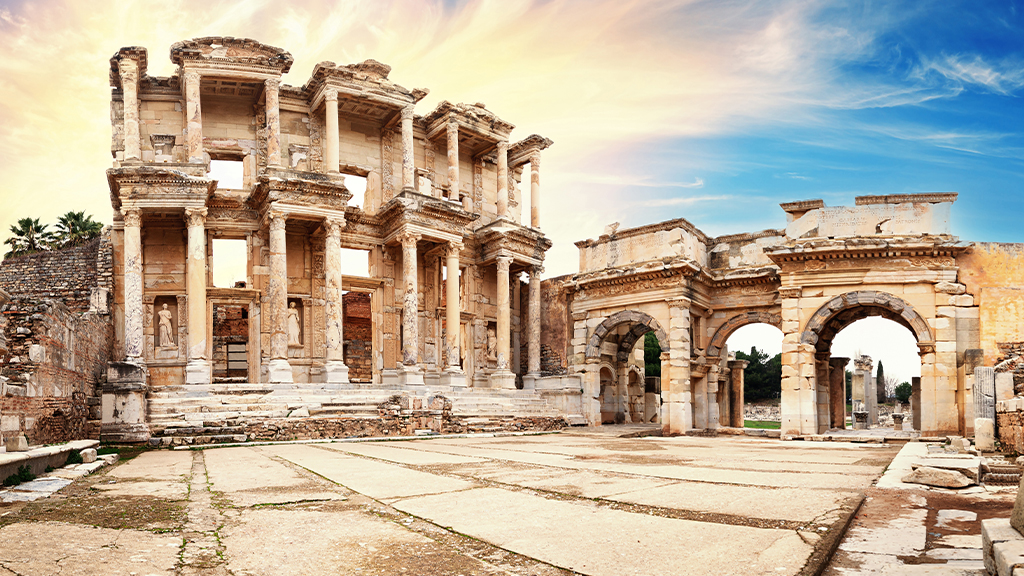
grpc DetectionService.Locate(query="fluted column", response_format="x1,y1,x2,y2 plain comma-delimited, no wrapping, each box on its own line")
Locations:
829,357,850,429
530,152,541,228
496,140,509,217
265,78,282,167
399,232,421,368
121,208,144,363
400,105,415,192
527,265,541,375
324,89,340,173
184,207,211,384
267,211,293,383
324,217,349,383
447,121,462,207
119,59,141,161
183,70,203,163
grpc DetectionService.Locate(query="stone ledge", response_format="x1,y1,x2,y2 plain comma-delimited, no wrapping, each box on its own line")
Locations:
983,518,1024,576
0,439,99,481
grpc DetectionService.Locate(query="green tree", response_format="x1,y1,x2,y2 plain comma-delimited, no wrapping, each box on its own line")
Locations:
643,332,661,378
845,370,853,402
3,217,55,259
735,346,782,402
54,211,103,248
876,361,887,404
895,382,912,403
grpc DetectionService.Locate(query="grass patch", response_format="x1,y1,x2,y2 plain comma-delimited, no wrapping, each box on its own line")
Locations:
3,465,36,486
745,420,781,429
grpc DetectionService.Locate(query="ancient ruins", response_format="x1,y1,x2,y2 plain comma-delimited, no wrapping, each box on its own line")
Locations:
3,37,1024,448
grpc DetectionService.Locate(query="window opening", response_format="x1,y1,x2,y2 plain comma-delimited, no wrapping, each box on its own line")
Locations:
212,238,248,288
209,159,244,189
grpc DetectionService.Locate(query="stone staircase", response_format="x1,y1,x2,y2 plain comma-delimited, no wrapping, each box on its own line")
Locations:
146,382,566,445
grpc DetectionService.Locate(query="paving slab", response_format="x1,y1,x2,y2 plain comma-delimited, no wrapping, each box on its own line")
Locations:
107,450,192,480
10,477,72,493
264,444,477,501
0,520,179,575
91,480,188,498
393,486,813,576
323,442,487,465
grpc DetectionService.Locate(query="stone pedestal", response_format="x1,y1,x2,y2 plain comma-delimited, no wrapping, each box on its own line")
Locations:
892,413,905,431
5,434,28,452
184,360,212,384
975,417,995,451
398,365,424,386
325,361,350,384
489,371,517,390
853,411,869,430
101,362,150,443
522,373,538,391
267,359,294,384
439,370,467,388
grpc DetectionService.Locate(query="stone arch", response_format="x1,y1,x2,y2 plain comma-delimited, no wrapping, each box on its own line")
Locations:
800,290,933,352
585,310,669,360
707,311,782,358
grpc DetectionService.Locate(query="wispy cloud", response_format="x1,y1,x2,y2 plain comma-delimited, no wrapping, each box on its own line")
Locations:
639,194,729,207
916,53,1024,95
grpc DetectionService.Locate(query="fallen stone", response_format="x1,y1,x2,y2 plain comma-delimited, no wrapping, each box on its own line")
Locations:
902,466,973,488
288,407,310,418
5,434,28,452
80,448,97,463
1011,473,1024,534
911,456,981,483
976,418,996,452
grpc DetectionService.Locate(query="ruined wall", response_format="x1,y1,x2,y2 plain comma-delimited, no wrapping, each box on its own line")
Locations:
0,297,113,444
539,275,572,376
957,243,1024,367
0,239,103,313
343,291,372,382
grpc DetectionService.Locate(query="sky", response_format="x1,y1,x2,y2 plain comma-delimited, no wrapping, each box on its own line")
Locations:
1,0,1021,382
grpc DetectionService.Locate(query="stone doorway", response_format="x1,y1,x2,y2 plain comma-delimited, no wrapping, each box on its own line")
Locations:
213,304,248,383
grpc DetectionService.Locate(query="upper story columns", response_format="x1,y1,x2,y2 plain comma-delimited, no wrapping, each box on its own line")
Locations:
324,89,340,173
496,140,509,218
264,78,282,167
401,105,416,192
183,70,204,163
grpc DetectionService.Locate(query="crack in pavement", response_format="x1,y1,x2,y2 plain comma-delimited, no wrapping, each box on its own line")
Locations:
178,450,230,575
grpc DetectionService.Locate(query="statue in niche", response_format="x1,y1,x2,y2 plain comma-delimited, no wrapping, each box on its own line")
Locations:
287,302,302,347
486,326,497,362
157,304,175,348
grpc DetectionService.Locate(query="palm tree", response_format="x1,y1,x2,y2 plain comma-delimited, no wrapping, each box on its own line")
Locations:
54,211,103,248
4,217,56,259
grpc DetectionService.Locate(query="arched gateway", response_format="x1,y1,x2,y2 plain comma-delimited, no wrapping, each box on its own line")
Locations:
551,193,1020,437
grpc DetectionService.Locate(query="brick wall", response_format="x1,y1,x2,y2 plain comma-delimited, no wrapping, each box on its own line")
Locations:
344,292,372,382
0,236,106,313
539,275,572,375
0,296,113,443
996,342,1024,395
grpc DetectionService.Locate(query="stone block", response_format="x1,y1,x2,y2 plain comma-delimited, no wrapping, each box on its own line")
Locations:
5,434,28,452
80,448,97,463
902,466,973,488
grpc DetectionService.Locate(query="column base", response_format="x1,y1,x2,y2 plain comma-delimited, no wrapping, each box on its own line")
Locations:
398,364,424,386
381,369,400,386
325,360,350,384
184,360,213,385
102,361,150,443
488,370,517,390
522,373,540,391
439,369,467,388
268,359,294,383
662,401,693,435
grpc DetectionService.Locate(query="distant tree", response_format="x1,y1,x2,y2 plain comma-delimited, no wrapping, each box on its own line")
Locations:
845,370,852,402
876,361,887,404
895,381,912,403
736,346,782,402
4,217,55,259
54,211,103,248
643,332,661,378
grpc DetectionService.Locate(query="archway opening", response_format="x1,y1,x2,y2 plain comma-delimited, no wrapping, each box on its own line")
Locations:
586,311,669,426
725,323,784,430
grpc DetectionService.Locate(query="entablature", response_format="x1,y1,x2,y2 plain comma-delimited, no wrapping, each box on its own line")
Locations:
763,236,969,266
422,101,514,157
107,165,215,213
248,168,351,214
508,135,554,168
378,191,478,246
170,37,293,78
305,60,426,121
474,218,552,267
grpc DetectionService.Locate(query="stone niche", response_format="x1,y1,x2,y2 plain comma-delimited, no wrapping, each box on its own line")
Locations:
153,295,179,360
286,298,304,357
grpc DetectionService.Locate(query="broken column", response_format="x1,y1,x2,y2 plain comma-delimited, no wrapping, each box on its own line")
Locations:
324,217,349,384
829,357,850,429
911,376,922,432
975,366,995,449
854,356,874,427
728,359,748,428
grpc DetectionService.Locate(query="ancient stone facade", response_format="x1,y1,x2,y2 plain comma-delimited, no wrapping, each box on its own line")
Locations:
103,38,566,441
549,194,1024,437
0,238,109,314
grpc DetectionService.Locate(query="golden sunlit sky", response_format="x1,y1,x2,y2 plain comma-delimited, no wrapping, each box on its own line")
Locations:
1,0,1022,383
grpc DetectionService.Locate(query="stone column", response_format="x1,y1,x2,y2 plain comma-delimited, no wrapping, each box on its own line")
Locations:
400,105,415,192
183,70,203,163
911,376,922,432
854,356,873,417
446,121,461,205
121,208,144,362
707,364,720,429
442,241,466,386
530,152,541,228
663,297,692,435
324,218,349,384
727,360,748,428
267,211,292,383
399,232,422,378
184,208,211,384
815,354,831,432
324,89,339,173
496,140,509,218
527,266,542,376
119,59,141,161
490,255,516,389
265,79,282,167
829,357,850,429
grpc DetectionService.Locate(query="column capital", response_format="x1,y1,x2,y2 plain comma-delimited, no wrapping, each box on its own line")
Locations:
529,265,544,278
267,210,288,231
121,208,142,227
324,217,344,238
183,207,208,228
496,255,513,271
400,105,415,120
529,151,541,166
667,296,692,309
397,231,421,247
324,88,338,102
264,77,280,91
445,241,463,258
496,139,509,153
183,69,201,85
118,58,139,82
447,120,459,134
